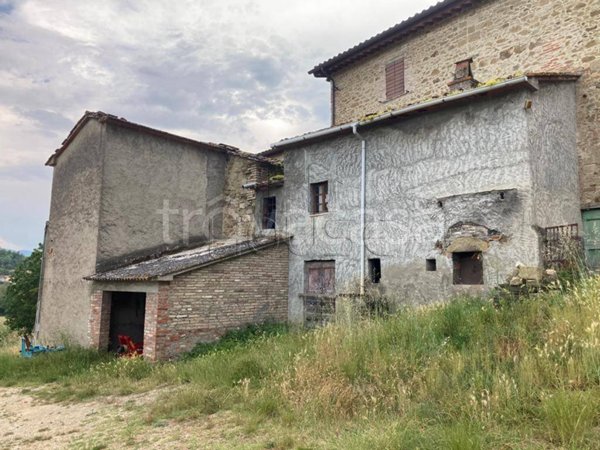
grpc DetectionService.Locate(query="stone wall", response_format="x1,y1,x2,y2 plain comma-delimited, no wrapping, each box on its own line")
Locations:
330,0,600,205
153,242,289,359
222,156,259,237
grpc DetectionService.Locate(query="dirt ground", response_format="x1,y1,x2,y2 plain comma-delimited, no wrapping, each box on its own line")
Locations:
0,387,258,450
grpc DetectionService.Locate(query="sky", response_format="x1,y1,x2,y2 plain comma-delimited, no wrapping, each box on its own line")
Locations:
0,0,438,251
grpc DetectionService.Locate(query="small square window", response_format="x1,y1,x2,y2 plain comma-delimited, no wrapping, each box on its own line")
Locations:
368,258,381,283
453,252,483,285
310,181,328,214
262,196,276,229
426,259,437,271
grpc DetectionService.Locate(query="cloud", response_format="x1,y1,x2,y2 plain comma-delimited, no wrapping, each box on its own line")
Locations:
0,0,438,249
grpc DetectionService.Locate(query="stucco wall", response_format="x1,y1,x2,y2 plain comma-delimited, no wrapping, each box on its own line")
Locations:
283,83,579,321
37,120,104,345
527,81,581,228
97,124,229,269
329,0,599,205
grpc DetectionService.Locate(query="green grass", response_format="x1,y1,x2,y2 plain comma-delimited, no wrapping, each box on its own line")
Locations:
2,277,600,447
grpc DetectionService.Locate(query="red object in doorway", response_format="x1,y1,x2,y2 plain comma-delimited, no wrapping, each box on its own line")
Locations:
117,335,143,356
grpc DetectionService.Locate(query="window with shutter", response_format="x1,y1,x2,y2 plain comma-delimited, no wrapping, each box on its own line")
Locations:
385,58,405,100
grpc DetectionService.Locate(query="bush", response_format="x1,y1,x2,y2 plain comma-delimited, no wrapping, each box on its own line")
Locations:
0,245,42,333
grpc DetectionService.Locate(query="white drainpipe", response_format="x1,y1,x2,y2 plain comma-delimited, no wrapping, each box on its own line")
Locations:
352,123,366,296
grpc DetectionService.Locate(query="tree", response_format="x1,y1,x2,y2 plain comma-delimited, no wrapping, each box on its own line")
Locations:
0,248,25,276
0,283,6,315
0,245,42,333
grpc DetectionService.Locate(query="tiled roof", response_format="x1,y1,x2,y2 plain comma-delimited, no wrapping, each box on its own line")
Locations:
85,235,290,282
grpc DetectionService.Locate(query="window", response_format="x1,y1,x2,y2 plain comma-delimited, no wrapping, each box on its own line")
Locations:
426,258,437,272
262,196,276,229
385,58,405,100
453,252,483,285
368,258,381,283
310,181,328,214
305,261,335,294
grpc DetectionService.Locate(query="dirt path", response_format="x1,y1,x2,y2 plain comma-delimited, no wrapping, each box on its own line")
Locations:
0,387,263,449
0,387,143,449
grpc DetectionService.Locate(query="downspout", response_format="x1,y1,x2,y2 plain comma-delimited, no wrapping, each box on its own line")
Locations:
352,123,366,296
33,221,49,340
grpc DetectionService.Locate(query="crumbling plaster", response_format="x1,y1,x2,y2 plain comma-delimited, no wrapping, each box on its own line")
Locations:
283,83,580,321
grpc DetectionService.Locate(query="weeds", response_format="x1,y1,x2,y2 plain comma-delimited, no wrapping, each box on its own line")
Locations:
2,277,600,447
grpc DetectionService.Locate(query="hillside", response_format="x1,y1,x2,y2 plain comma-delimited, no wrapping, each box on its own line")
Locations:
1,276,600,448
0,248,25,276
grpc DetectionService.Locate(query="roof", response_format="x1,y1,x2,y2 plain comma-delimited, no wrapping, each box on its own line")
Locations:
85,235,290,282
272,75,541,149
46,111,279,167
310,0,477,77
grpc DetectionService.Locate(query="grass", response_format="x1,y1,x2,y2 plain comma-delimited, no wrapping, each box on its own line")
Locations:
2,276,600,448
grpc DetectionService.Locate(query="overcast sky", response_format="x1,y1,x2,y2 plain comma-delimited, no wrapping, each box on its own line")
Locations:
0,0,437,251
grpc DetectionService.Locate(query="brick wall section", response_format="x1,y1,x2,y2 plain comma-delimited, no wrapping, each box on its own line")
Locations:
330,0,600,205
143,284,169,361
88,290,110,350
156,242,289,359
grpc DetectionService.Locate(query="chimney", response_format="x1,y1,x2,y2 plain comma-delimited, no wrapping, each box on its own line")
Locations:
448,58,478,91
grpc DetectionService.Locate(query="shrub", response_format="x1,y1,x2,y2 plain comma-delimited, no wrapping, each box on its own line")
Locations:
1,245,42,333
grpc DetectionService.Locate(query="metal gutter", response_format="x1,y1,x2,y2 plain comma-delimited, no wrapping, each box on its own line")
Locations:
271,76,538,149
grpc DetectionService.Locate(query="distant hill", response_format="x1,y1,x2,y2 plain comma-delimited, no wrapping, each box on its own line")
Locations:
0,248,26,276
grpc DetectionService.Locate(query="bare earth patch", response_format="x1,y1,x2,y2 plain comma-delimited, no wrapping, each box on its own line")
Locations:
0,387,268,450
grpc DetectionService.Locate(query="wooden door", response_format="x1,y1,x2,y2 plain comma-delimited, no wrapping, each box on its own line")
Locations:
583,210,600,269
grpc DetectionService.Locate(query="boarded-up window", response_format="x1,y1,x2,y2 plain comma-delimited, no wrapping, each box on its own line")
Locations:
385,58,405,100
305,260,335,294
453,252,483,285
310,181,328,214
262,196,276,229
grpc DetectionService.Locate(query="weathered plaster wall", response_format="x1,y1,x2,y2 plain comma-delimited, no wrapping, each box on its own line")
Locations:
97,124,229,269
527,81,581,228
283,84,579,321
37,120,104,345
330,0,600,205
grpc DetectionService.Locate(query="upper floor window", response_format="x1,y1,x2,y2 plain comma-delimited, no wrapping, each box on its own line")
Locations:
310,181,328,214
385,58,405,100
262,196,276,229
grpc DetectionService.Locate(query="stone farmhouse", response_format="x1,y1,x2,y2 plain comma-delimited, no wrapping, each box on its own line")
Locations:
36,0,600,359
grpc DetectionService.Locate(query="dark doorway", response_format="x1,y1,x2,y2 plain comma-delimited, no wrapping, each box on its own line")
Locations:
453,252,483,285
109,292,146,352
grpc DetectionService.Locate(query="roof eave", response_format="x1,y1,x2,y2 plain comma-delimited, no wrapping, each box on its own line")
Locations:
272,76,539,149
309,0,474,78
85,236,292,283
